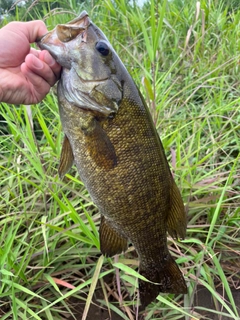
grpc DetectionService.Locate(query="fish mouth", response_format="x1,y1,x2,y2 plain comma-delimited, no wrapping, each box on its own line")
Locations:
37,11,90,48
36,32,63,50
36,34,45,43
36,31,66,63
36,11,90,56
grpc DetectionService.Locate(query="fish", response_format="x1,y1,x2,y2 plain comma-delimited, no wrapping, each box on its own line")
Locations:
37,11,187,308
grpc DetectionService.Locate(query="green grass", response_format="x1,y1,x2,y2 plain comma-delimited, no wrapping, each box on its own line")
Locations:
0,0,239,319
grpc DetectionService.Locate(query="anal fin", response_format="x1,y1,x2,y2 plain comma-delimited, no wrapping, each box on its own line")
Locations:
167,181,187,239
99,216,128,257
58,135,74,179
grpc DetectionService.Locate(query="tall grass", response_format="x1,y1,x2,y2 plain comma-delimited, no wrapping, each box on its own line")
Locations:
0,0,239,319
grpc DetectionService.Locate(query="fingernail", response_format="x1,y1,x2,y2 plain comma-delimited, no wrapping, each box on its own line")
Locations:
33,56,44,69
44,52,56,66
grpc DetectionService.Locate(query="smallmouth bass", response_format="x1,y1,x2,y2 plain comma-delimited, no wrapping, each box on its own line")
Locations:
38,11,187,307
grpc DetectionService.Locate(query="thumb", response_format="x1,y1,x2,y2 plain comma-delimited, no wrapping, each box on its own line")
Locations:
23,20,48,43
5,20,49,44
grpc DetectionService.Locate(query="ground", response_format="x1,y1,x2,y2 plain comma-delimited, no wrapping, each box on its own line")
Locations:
69,282,240,319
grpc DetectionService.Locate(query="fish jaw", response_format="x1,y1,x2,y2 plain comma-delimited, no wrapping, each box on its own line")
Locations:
37,31,66,63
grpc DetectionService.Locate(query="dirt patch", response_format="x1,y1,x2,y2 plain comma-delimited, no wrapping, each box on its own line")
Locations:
192,286,240,320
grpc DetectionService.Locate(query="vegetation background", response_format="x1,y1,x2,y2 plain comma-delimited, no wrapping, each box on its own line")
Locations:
0,0,239,319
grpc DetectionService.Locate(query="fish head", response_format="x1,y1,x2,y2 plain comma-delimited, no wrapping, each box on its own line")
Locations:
37,11,126,116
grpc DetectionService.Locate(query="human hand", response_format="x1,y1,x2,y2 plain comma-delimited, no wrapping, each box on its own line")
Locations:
0,20,61,104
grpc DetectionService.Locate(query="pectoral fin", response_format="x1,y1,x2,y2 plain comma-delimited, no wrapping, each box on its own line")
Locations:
58,135,74,179
82,117,117,170
99,216,128,257
167,181,187,239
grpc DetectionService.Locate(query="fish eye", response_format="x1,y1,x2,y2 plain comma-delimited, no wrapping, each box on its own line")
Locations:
95,41,110,56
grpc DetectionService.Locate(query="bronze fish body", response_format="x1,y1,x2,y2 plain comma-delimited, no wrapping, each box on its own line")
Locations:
38,11,187,307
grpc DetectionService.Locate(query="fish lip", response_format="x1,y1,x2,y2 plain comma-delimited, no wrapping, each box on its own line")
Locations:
36,33,49,50
36,33,46,43
36,32,65,59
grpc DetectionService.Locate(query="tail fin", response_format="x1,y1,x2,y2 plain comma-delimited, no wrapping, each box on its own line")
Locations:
139,254,187,308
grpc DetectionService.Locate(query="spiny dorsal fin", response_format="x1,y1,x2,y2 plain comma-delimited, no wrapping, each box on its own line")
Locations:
58,135,74,179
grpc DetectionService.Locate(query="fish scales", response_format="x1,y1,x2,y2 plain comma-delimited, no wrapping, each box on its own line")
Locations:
38,10,187,308
59,88,170,234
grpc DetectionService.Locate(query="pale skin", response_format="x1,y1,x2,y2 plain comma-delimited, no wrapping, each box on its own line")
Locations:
0,20,61,104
